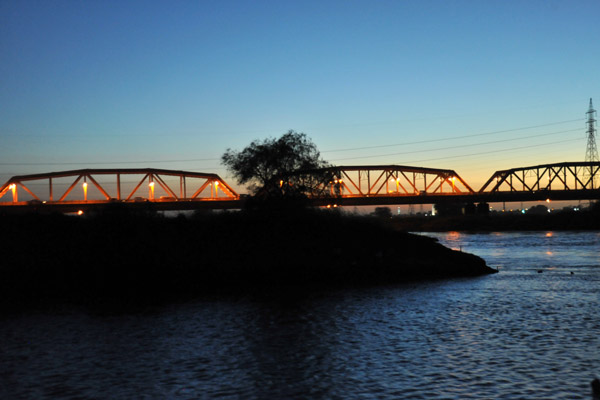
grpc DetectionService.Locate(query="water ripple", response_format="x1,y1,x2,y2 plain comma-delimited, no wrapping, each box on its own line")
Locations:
1,232,599,399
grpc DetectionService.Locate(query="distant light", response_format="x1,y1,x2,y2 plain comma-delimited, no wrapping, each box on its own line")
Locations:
77,210,84,215
521,210,526,214
546,198,550,203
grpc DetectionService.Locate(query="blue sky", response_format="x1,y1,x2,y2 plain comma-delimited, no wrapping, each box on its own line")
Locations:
1,0,599,191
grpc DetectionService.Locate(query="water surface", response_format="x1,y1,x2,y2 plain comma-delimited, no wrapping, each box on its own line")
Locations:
1,231,599,399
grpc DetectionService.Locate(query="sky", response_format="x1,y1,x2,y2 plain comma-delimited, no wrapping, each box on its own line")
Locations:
1,0,599,194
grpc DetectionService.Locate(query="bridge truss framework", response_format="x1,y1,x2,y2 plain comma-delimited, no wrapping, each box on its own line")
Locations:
0,169,238,211
326,165,474,197
0,162,599,212
479,162,600,193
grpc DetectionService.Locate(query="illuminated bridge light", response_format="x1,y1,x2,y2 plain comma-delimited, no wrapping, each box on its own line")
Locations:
83,181,88,201
149,181,155,200
9,183,17,202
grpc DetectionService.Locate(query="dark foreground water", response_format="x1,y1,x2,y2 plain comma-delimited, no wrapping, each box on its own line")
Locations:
1,231,599,399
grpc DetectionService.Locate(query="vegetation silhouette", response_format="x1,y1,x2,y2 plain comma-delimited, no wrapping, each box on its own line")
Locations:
0,207,495,309
372,207,393,219
0,132,499,309
222,130,335,209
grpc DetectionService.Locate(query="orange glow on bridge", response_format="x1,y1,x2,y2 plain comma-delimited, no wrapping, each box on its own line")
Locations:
0,168,239,210
0,162,598,212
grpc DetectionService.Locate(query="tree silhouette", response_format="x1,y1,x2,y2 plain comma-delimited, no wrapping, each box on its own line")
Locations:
222,130,334,204
372,207,393,219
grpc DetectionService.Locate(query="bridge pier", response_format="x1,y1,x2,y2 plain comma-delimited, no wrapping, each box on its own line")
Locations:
477,202,490,215
463,203,476,215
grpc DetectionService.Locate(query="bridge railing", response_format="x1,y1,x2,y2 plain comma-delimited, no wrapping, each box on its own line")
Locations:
0,168,239,205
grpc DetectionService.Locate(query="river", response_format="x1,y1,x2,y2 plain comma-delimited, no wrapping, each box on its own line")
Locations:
1,231,599,399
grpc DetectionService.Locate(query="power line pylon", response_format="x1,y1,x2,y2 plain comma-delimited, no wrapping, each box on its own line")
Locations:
585,98,599,190
586,98,599,162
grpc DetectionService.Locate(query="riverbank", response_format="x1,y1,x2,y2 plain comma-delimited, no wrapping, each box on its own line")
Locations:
0,208,495,308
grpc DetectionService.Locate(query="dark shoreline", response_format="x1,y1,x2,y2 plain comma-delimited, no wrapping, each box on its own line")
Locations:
0,208,496,309
389,208,600,232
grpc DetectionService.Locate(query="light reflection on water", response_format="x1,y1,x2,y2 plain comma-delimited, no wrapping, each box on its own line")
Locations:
1,231,599,399
425,231,600,272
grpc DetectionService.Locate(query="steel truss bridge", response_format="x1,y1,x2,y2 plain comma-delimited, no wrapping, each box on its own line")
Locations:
0,162,599,213
0,169,238,213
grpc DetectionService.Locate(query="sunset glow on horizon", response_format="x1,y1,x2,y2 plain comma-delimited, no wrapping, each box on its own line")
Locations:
1,1,599,194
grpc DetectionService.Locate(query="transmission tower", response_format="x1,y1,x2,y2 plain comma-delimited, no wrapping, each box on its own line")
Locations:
586,98,599,162
585,98,599,191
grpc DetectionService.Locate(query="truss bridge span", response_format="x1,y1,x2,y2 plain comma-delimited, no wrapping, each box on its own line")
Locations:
316,162,600,206
0,162,599,212
0,168,240,213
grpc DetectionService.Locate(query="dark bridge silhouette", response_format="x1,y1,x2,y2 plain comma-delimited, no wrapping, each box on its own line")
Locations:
0,162,598,213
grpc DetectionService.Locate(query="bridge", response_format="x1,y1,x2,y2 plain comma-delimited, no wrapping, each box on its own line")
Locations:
0,162,598,213
0,169,239,213
318,161,600,207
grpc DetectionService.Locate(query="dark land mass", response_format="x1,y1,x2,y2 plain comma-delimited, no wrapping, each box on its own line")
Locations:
390,206,600,232
0,206,495,309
